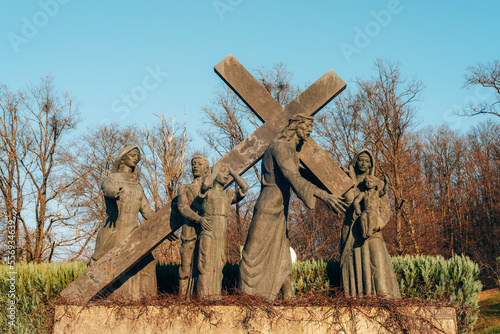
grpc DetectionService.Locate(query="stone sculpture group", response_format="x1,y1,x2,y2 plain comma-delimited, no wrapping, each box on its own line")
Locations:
62,55,401,302
90,122,400,301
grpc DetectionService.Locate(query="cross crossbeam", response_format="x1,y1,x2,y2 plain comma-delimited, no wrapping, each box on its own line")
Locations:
215,55,353,195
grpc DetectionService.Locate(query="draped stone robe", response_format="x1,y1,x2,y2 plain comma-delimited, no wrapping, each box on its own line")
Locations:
91,172,157,299
239,139,317,300
340,149,401,299
197,186,246,298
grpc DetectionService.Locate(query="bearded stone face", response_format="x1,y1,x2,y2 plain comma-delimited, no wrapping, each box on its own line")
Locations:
296,120,313,142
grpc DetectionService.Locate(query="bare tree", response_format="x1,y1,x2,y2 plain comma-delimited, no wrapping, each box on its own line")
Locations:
463,60,500,118
141,113,188,264
201,62,300,166
317,60,424,255
463,120,500,287
64,114,188,264
64,123,138,261
21,76,81,262
422,125,466,256
225,191,256,263
255,62,300,107
316,90,364,166
355,60,424,254
288,196,342,261
142,113,187,207
0,85,30,261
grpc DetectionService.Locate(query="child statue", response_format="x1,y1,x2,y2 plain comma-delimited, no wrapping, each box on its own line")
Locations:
354,175,389,239
197,164,248,299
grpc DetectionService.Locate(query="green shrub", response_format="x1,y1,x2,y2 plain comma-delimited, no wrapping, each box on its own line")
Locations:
392,254,482,333
291,259,330,295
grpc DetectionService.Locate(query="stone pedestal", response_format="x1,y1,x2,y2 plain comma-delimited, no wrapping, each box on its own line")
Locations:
53,305,456,334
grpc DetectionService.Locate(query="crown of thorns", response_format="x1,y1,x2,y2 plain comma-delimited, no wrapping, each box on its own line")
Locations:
288,113,314,125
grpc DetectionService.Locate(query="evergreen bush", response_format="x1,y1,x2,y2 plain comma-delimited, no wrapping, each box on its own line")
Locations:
291,259,330,295
392,254,482,332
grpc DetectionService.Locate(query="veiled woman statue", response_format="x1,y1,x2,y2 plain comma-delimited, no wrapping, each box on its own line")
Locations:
90,145,157,299
340,149,401,298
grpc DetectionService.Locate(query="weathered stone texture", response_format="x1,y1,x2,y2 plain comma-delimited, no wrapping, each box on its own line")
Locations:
54,305,457,334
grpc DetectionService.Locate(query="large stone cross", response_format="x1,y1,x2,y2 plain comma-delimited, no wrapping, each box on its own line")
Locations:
61,55,354,302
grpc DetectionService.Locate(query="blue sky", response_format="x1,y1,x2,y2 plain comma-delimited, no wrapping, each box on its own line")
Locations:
1,0,499,147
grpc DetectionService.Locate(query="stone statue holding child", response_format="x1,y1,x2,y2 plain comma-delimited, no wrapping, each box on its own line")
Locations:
340,149,401,299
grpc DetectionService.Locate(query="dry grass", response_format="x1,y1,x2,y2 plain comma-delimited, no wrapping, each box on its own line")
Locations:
474,288,500,333
50,289,458,334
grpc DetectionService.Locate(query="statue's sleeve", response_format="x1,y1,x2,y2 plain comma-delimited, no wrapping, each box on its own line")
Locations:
139,190,154,221
177,184,201,223
232,186,247,204
101,176,120,199
274,143,317,209
226,187,245,205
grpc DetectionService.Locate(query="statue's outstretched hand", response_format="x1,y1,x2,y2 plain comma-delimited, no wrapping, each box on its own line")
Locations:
211,164,220,175
324,194,348,214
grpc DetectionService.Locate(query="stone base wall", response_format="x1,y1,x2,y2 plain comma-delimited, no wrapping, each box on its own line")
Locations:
53,305,457,334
